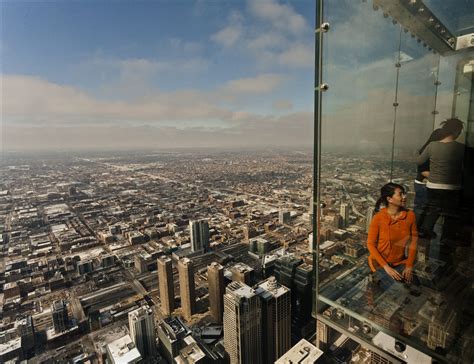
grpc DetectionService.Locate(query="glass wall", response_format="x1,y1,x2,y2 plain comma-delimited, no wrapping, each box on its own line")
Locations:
314,1,474,363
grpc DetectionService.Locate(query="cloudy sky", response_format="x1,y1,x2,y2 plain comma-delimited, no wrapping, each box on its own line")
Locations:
1,0,316,151
1,0,463,152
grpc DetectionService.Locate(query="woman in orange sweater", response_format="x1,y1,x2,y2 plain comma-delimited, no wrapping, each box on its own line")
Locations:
367,183,418,285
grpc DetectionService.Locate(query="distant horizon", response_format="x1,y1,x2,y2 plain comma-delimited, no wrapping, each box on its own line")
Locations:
1,144,314,155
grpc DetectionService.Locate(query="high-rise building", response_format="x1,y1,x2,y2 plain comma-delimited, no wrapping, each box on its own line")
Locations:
158,256,175,316
274,257,313,339
316,320,337,351
427,309,458,350
242,225,258,242
340,203,350,228
101,253,116,268
52,299,69,333
230,262,254,285
256,277,291,363
106,334,142,364
157,316,192,364
189,219,210,253
276,339,324,364
128,305,156,359
207,262,225,324
20,315,35,357
77,259,93,275
366,206,375,233
223,281,262,364
178,258,196,321
279,210,291,225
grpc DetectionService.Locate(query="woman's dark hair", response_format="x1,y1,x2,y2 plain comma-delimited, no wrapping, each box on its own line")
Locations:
375,182,405,212
440,118,464,138
418,128,444,154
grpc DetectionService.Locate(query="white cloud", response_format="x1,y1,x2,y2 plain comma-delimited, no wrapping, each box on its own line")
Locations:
81,56,209,85
247,33,286,50
118,59,168,81
168,37,202,53
209,0,312,71
278,44,313,68
3,111,313,151
1,73,313,150
273,99,293,111
248,0,308,35
1,75,231,124
1,72,287,127
211,25,242,47
118,57,208,79
221,74,284,94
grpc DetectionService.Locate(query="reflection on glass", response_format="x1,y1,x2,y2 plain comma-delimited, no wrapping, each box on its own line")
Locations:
315,0,474,362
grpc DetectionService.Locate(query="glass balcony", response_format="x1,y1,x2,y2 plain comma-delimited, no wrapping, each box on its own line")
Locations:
313,1,474,363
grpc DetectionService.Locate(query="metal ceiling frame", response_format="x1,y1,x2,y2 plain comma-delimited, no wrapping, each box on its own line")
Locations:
373,0,473,54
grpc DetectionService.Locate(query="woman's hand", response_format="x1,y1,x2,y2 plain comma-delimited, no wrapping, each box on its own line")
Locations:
402,267,413,283
383,265,402,281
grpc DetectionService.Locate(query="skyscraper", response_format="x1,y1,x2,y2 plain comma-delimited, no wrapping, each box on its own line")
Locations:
158,256,175,316
189,219,210,253
340,203,350,228
20,315,36,357
230,262,254,285
223,281,262,364
279,209,291,225
52,299,69,333
207,262,225,324
178,258,196,321
128,305,156,358
316,320,336,352
256,276,291,363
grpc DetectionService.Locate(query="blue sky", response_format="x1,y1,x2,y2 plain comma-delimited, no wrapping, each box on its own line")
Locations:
1,0,459,151
1,0,318,150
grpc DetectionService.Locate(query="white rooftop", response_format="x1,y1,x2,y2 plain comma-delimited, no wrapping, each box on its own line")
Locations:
320,240,336,250
257,277,290,298
107,334,142,364
276,339,324,364
226,281,256,299
0,337,21,356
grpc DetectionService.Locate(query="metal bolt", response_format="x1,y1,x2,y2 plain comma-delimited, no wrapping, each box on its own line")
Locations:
321,22,330,32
